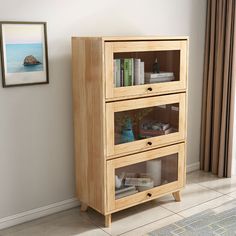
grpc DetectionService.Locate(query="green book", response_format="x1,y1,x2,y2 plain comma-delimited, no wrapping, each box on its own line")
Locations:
124,59,129,86
128,58,134,86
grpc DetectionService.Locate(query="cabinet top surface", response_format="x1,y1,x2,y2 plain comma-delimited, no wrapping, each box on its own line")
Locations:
72,36,189,42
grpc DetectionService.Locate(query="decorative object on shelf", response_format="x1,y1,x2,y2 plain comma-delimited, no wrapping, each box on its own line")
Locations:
0,21,49,87
115,172,125,188
152,58,160,73
120,117,135,143
146,159,162,186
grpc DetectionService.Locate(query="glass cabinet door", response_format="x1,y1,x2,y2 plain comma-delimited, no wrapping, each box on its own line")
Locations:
107,143,185,211
105,40,187,100
115,154,178,199
115,103,179,145
106,93,186,157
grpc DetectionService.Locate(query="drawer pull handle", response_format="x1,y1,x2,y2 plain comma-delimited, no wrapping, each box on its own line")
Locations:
147,193,152,197
147,141,152,146
147,87,153,91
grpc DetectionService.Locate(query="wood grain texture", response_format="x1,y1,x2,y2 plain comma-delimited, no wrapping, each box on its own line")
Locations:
105,40,187,99
105,214,111,227
72,36,188,226
106,93,186,157
72,37,106,214
172,191,181,202
106,143,185,212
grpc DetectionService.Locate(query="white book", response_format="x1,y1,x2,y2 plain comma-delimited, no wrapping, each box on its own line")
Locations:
145,76,174,83
115,186,136,195
115,190,138,199
140,62,144,85
134,59,141,85
115,59,121,87
113,60,116,86
145,72,174,79
131,58,134,85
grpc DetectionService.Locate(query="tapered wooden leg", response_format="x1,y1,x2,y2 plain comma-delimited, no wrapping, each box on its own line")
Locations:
80,202,88,212
172,191,181,202
105,214,111,227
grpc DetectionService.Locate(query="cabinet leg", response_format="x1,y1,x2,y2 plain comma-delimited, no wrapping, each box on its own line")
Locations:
80,202,88,212
105,214,111,227
172,191,181,202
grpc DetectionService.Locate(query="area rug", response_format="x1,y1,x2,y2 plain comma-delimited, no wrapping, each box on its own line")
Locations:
147,199,236,236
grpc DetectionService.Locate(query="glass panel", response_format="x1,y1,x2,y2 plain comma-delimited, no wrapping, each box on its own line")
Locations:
115,154,178,199
113,50,180,88
115,103,179,145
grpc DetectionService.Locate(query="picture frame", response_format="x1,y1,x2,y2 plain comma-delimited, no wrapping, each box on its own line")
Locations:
0,21,49,87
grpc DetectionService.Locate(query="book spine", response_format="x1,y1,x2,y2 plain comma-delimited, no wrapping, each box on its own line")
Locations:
128,58,133,86
120,59,124,86
134,59,141,85
115,59,121,87
140,61,144,84
124,59,129,86
131,58,134,85
113,60,116,87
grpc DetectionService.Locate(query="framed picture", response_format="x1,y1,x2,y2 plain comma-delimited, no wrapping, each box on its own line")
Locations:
0,21,49,87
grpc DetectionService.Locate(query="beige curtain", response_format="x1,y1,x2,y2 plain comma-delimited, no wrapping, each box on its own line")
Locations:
200,0,236,177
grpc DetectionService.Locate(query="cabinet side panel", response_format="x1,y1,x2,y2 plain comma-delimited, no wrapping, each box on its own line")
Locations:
72,37,105,214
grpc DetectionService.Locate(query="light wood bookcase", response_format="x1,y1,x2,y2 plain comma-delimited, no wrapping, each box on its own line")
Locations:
72,36,188,227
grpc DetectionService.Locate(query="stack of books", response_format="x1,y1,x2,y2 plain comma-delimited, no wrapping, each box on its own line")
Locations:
115,186,138,199
140,122,173,138
145,72,175,84
113,58,145,87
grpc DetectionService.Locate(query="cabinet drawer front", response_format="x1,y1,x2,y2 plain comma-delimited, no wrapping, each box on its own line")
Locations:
106,143,185,212
106,93,186,157
105,40,187,100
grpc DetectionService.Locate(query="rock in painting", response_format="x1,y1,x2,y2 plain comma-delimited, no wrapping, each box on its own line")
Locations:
23,55,41,66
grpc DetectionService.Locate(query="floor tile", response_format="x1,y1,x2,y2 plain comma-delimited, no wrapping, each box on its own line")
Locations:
157,183,222,213
82,200,173,235
120,214,183,236
227,190,236,198
0,208,109,236
178,195,234,218
186,170,219,185
198,175,236,194
213,199,236,214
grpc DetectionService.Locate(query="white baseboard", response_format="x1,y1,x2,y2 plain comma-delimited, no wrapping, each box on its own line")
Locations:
186,162,200,173
0,198,80,230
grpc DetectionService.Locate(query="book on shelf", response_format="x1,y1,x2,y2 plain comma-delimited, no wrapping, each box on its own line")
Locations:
134,59,141,85
114,59,121,87
120,59,124,87
113,60,116,86
125,177,153,187
140,61,145,85
114,58,144,87
115,186,136,195
115,189,138,199
145,71,174,83
139,127,173,137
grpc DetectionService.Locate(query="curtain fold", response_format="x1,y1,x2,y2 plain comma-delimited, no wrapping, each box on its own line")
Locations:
200,0,236,177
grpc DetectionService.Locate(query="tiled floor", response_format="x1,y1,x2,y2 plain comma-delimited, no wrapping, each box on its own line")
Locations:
1,171,236,236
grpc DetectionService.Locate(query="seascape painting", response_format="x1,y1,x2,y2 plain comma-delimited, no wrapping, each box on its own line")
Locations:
0,22,49,87
6,43,44,73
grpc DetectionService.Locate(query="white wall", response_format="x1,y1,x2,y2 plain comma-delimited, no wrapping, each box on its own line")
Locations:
0,0,206,220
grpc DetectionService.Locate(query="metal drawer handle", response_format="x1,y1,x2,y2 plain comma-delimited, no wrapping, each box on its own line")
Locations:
147,87,153,91
147,141,152,146
147,193,152,197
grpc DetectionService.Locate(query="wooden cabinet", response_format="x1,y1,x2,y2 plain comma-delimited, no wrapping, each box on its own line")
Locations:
72,36,188,227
